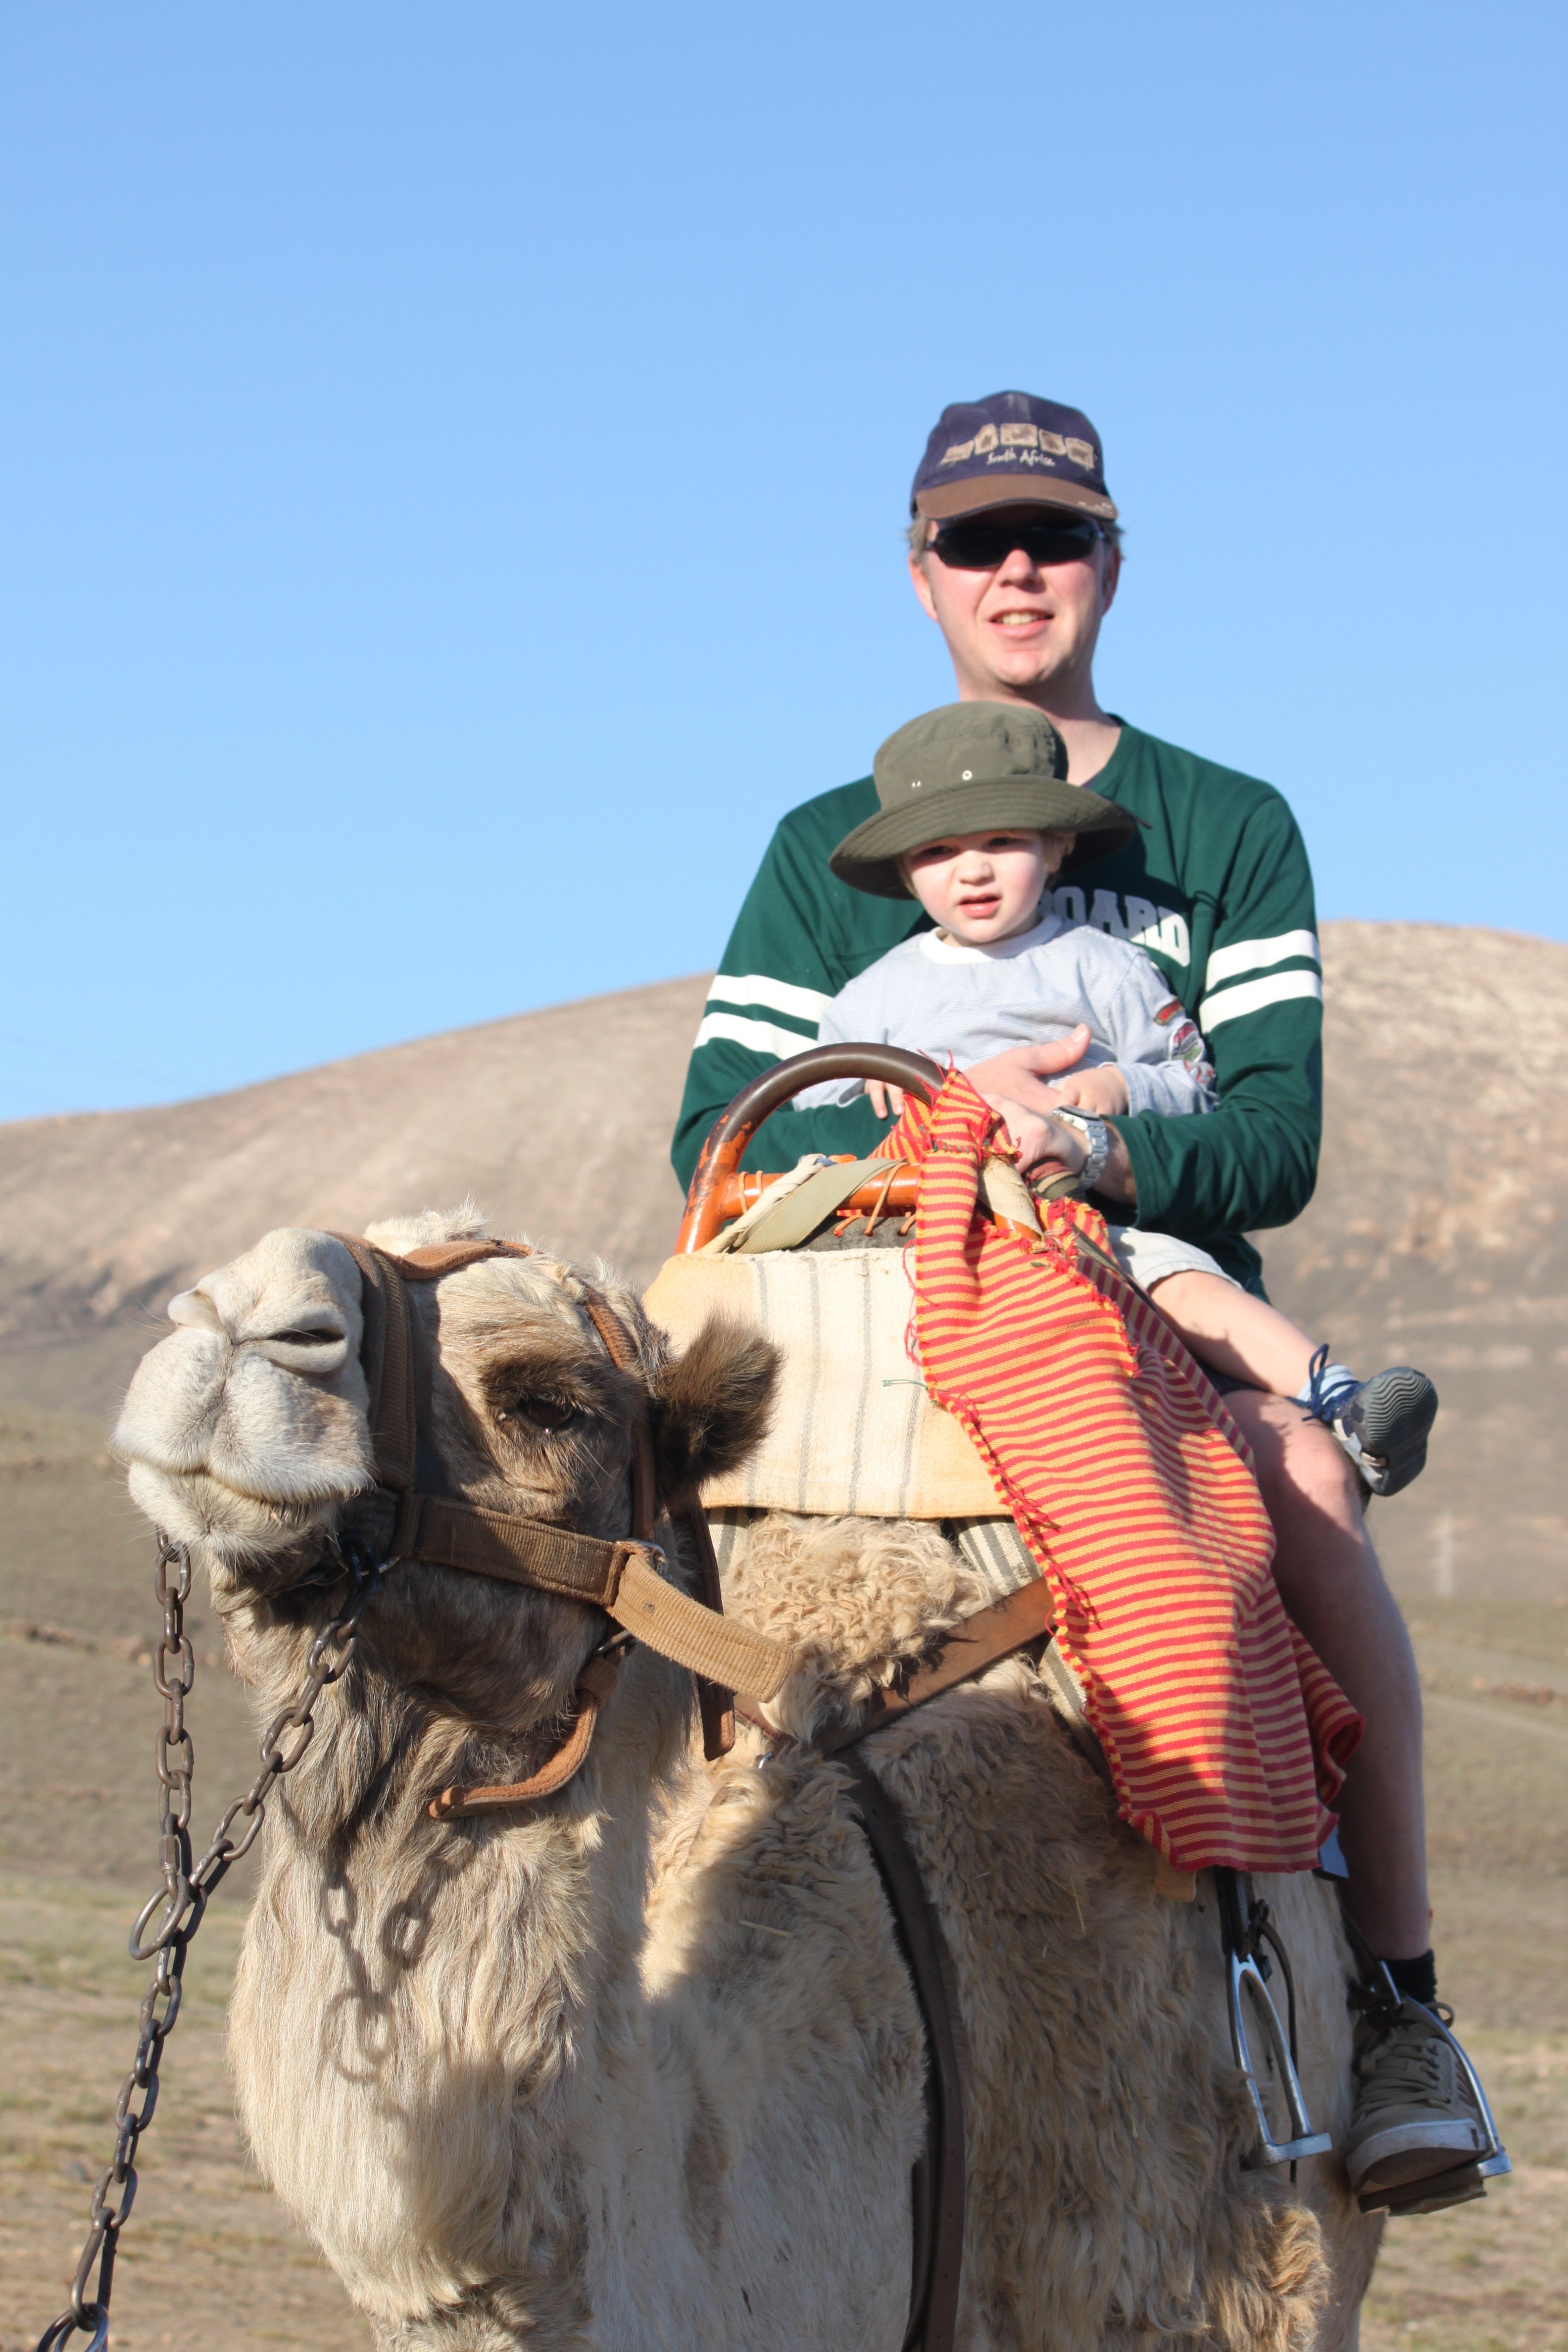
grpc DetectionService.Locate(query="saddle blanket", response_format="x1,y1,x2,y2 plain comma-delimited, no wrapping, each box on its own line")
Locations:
643,1246,998,1518
880,1070,1363,1876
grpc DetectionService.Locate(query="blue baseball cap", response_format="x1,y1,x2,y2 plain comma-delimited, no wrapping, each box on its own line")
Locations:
911,391,1117,524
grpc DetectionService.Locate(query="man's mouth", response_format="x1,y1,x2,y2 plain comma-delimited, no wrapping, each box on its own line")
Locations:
992,608,1051,631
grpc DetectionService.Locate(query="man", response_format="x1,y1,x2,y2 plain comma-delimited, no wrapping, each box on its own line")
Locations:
671,392,1494,2206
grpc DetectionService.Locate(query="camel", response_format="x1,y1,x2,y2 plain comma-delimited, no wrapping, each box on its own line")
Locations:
111,1205,1382,2350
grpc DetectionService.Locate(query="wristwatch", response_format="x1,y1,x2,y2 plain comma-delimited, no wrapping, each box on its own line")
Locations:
1050,1108,1111,1195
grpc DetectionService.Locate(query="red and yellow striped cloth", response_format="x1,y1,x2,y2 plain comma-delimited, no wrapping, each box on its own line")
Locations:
880,1072,1361,1874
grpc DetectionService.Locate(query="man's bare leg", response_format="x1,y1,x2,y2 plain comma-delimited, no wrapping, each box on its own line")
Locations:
1223,1388,1429,1958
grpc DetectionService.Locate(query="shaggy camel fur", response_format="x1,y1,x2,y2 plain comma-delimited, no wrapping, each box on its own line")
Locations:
112,1207,1382,2350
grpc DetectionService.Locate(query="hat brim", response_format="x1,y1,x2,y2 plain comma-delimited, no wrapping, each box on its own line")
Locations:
915,474,1118,524
829,778,1139,901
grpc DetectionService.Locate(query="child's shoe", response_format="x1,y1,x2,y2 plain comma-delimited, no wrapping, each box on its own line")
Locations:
1300,1350,1438,1497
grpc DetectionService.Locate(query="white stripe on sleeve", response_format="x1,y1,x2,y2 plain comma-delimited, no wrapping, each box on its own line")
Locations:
1198,968,1323,1030
705,972,831,1022
1202,929,1321,989
692,1010,821,1060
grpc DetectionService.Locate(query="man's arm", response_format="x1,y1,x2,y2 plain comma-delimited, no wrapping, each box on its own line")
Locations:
1107,796,1323,1239
670,807,905,1191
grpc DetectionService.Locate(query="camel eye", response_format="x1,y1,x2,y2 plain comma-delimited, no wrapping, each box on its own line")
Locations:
500,1395,579,1433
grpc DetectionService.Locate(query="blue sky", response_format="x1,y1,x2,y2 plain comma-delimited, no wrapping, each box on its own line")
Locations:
2,2,1563,1120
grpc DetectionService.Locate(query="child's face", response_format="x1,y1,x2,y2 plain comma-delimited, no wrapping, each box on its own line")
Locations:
901,828,1065,945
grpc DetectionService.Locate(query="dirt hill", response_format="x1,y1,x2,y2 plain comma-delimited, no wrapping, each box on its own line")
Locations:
1,922,1564,1596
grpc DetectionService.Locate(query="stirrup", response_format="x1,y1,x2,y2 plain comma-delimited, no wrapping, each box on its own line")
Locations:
1215,1867,1332,2168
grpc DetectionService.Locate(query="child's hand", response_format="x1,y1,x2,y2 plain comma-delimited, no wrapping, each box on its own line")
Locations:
1037,1064,1130,1118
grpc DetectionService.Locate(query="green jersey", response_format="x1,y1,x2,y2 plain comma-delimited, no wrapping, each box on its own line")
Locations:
671,722,1323,1291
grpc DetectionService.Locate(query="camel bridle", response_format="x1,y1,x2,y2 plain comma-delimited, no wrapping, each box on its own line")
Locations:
330,1234,791,1815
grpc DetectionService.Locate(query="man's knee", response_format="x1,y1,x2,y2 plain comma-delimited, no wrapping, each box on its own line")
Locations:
1227,1390,1367,1531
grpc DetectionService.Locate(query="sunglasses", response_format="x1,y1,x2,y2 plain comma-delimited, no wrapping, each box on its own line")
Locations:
929,513,1106,571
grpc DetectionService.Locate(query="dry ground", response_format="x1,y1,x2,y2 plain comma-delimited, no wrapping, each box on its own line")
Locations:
1,1406,1563,2351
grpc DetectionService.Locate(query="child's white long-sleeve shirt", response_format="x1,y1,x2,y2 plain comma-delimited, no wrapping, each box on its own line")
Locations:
798,910,1216,1117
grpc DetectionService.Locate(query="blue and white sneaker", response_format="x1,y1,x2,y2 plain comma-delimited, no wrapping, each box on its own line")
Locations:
1302,1349,1439,1498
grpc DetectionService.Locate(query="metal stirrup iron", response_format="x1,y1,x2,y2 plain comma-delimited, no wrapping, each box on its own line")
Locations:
1215,1866,1332,2168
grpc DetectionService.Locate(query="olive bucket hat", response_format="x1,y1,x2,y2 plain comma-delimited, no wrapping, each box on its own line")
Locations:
829,702,1139,900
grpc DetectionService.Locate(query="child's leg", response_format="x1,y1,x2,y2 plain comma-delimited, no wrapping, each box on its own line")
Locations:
1146,1267,1439,1501
1141,1268,1316,1395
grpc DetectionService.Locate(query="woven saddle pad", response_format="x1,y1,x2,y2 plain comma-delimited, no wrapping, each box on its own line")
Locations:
643,1248,999,1519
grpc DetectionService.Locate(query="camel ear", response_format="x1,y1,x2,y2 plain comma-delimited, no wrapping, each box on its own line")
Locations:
650,1315,779,1497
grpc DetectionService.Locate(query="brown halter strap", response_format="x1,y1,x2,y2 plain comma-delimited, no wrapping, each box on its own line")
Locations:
331,1234,785,1814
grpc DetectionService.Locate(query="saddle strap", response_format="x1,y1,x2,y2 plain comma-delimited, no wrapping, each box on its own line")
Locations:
840,1754,966,2352
821,1579,1055,1756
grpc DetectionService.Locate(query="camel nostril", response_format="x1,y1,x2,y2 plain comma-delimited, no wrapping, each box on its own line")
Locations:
273,1328,346,1348
168,1286,225,1333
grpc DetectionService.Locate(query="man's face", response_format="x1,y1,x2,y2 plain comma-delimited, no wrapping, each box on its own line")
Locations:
908,505,1120,705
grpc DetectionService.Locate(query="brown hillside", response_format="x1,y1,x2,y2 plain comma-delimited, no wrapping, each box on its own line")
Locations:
0,924,1563,1596
3,925,1566,2352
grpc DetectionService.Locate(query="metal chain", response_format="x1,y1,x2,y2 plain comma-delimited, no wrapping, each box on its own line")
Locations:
36,1527,385,2352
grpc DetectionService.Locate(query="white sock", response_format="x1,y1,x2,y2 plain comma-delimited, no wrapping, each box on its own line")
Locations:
1297,1360,1357,1407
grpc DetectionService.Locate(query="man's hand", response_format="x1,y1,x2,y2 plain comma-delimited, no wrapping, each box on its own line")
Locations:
993,1104,1139,1202
964,1029,1097,1110
862,1025,1137,1203
989,1101,1088,1178
867,1029,1098,1123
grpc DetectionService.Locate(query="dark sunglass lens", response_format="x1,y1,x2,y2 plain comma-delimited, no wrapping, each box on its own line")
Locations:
933,517,1099,568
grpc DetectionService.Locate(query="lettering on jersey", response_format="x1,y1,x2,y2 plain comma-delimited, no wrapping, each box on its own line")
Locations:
1047,888,1192,971
1154,910,1191,961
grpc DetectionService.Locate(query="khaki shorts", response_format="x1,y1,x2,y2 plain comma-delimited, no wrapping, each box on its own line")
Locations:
1106,1224,1239,1295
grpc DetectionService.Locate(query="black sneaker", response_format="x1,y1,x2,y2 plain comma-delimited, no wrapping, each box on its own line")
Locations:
1305,1353,1438,1497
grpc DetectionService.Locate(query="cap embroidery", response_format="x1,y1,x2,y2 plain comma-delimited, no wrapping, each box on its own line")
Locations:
937,425,1098,474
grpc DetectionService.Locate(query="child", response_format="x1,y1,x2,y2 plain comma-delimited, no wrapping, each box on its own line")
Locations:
803,701,1437,1497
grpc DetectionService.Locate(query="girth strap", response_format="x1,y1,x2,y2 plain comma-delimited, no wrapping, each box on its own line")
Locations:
840,1755,966,2352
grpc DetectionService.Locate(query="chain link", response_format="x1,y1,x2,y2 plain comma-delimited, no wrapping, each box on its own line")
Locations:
36,1527,385,2352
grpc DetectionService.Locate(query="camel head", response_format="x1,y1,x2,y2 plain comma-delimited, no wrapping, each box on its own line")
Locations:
112,1208,776,1760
